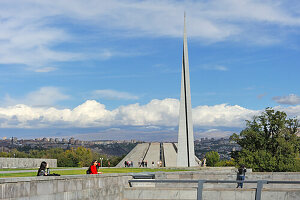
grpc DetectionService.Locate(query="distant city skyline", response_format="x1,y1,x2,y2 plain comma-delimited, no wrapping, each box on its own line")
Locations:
0,0,299,140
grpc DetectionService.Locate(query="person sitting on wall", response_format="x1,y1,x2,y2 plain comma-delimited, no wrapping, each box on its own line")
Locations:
87,160,102,174
37,161,60,176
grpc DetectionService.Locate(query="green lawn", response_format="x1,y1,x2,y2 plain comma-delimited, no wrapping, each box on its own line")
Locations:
0,168,191,178
0,167,80,171
0,172,37,178
0,168,36,171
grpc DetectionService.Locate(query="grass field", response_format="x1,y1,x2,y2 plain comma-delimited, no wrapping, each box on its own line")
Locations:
0,168,191,178
0,167,80,171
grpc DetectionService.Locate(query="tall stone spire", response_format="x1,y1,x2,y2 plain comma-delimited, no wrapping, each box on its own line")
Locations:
177,13,197,167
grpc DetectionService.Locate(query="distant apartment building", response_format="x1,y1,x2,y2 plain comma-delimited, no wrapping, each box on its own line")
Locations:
69,138,75,144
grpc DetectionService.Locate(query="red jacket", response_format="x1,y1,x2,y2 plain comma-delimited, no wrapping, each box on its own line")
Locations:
90,165,97,174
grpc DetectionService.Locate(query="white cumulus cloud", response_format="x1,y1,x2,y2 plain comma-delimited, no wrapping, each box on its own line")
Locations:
272,94,300,105
193,104,259,127
2,87,70,107
0,98,299,129
274,105,300,119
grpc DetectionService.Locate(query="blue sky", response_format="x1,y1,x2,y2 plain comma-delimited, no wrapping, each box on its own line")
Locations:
0,0,299,141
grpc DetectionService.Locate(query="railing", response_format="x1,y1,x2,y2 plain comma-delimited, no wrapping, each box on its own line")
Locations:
128,179,300,200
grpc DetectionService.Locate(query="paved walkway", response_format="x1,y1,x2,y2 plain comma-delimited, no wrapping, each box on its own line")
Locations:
163,143,177,167
143,143,160,168
116,143,150,167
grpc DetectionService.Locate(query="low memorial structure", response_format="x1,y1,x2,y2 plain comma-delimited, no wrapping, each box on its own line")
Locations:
0,157,57,168
116,142,201,168
0,170,299,200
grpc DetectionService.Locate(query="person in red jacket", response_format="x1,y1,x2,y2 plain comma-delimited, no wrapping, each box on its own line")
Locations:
90,160,98,174
88,160,102,174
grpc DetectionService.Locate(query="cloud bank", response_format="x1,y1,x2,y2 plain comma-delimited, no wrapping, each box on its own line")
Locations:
273,94,300,105
0,98,299,129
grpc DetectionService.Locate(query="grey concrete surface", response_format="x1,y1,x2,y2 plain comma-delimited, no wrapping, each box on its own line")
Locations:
0,173,131,200
177,15,197,168
123,187,300,200
0,158,57,169
116,143,150,167
1,169,299,200
143,143,160,168
127,170,300,199
153,171,300,189
117,142,201,168
163,143,177,167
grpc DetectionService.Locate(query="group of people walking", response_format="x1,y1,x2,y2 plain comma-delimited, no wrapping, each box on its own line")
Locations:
124,160,134,167
124,160,163,168
138,160,147,167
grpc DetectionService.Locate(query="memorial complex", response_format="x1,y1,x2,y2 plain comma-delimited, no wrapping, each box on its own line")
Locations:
1,15,299,200
117,14,199,168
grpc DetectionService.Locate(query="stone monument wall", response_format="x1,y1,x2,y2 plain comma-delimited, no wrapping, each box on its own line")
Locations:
0,174,131,200
0,157,57,168
0,169,299,200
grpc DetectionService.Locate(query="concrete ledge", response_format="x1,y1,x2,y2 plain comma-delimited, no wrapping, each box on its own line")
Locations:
1,170,300,200
124,187,300,200
0,174,131,200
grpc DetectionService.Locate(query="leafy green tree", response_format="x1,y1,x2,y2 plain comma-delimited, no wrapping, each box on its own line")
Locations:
75,146,94,167
0,151,10,157
206,151,220,166
231,108,300,172
110,155,125,166
1,146,124,167
63,148,80,167
29,149,46,158
215,159,235,167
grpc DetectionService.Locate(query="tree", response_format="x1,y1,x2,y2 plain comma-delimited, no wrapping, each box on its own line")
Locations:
230,108,300,172
0,146,124,167
205,151,220,166
75,146,94,167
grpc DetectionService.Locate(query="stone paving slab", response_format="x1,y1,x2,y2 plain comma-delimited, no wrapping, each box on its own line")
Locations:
116,143,150,167
163,143,177,167
143,143,160,168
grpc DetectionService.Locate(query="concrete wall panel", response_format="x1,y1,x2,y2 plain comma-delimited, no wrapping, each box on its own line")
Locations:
0,174,131,200
0,158,57,168
1,170,300,200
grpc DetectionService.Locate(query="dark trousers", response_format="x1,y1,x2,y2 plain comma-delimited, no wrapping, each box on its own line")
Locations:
237,175,245,188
